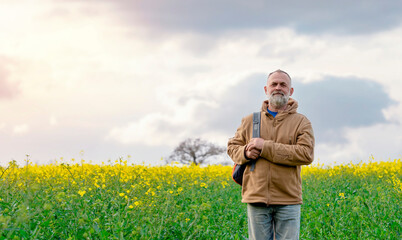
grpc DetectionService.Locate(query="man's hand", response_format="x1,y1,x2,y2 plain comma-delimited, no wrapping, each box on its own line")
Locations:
244,138,264,160
246,138,264,151
245,148,261,159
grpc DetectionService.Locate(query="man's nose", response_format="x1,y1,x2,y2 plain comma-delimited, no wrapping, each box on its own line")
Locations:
275,85,283,91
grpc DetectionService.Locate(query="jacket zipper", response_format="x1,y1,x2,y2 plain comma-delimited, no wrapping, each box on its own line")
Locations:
266,117,276,206
267,162,271,205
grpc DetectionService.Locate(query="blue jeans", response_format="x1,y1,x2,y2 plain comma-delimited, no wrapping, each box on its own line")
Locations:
247,203,301,240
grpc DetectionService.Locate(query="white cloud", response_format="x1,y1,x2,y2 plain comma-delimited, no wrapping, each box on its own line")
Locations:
107,113,183,147
13,124,29,134
383,103,402,123
316,122,402,165
49,115,58,126
107,98,210,147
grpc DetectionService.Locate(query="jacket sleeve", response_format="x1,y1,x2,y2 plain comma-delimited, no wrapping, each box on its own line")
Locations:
227,117,252,165
260,118,315,166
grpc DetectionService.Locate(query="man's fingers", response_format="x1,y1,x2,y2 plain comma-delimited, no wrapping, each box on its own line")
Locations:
247,143,258,151
246,150,254,159
249,147,260,153
247,145,256,151
246,148,261,159
245,150,251,158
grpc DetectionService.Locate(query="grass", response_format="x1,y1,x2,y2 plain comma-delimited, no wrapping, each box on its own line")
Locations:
0,158,401,239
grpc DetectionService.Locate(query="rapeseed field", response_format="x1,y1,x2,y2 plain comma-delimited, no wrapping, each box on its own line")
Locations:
0,158,401,239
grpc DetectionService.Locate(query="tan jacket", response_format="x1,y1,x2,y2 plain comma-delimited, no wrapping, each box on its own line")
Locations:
227,98,314,205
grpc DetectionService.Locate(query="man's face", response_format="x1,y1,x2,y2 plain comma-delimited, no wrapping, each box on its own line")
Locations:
264,72,294,109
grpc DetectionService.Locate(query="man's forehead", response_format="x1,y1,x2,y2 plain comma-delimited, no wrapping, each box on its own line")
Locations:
267,72,291,83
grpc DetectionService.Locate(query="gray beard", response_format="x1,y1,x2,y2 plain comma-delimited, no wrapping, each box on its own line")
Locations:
268,92,289,109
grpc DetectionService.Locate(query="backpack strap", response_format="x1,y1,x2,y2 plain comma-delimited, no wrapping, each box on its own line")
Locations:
252,111,261,138
250,111,261,171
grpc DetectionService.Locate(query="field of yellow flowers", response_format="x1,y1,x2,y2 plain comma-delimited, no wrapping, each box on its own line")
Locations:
0,158,401,239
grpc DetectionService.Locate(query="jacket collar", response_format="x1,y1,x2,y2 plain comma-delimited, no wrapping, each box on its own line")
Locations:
261,98,298,118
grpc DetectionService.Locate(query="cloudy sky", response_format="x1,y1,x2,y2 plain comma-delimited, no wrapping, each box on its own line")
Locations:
1,0,402,166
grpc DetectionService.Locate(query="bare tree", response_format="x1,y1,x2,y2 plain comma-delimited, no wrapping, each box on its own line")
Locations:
168,138,226,165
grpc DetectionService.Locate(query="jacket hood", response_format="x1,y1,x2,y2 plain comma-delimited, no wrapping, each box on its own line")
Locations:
261,97,298,115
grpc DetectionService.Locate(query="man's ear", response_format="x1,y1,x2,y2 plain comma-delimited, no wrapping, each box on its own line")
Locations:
264,86,268,95
289,87,294,96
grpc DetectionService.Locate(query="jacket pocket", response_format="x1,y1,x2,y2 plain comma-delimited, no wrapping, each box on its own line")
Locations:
270,164,299,200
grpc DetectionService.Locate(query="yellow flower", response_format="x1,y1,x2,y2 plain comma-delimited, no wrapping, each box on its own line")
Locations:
119,193,125,197
129,205,134,209
221,181,228,188
339,193,345,199
78,190,86,197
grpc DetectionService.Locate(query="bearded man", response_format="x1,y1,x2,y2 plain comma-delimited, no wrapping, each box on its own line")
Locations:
227,69,315,240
